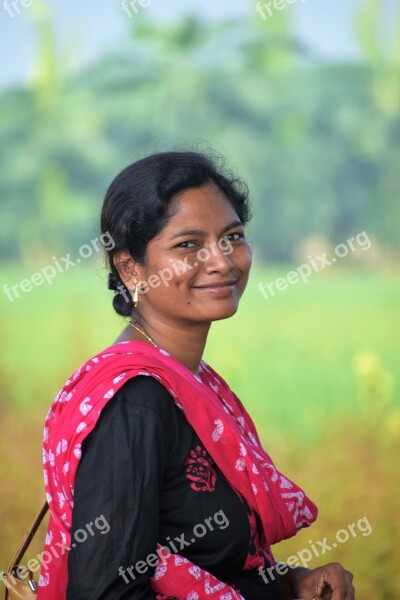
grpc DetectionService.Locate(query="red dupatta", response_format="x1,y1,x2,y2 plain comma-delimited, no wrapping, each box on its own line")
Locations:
37,340,318,599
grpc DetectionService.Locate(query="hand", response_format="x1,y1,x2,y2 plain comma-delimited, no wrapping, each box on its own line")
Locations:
290,562,355,600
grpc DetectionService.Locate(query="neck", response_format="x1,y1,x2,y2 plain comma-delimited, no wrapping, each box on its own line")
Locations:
119,314,211,378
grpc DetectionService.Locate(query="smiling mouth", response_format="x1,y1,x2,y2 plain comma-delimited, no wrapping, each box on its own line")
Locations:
193,280,238,289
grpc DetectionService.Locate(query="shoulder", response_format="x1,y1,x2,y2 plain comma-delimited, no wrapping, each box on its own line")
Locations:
81,375,179,456
103,374,178,420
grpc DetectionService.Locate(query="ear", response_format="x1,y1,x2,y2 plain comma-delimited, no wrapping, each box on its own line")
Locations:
112,251,138,288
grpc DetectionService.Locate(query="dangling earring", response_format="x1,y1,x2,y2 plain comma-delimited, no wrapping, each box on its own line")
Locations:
131,277,140,308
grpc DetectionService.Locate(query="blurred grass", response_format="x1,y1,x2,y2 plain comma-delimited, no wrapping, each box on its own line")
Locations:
0,258,399,597
0,259,398,434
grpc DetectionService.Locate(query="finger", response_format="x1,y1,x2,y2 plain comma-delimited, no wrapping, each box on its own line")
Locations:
314,564,347,600
346,583,355,600
344,570,355,600
329,585,346,600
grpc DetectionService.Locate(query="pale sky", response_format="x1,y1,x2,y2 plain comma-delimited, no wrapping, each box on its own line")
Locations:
0,0,397,90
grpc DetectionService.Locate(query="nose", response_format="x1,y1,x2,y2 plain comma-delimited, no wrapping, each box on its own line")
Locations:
201,239,236,275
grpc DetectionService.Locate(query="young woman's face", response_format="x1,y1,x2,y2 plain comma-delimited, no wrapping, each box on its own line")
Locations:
130,182,253,325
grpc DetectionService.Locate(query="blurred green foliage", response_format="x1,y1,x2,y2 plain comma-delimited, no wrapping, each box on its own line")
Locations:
0,0,399,263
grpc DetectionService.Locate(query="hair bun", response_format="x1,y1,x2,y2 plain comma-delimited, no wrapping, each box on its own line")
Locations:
107,272,120,292
107,271,133,316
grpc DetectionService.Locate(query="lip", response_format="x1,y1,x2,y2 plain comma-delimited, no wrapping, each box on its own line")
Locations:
193,280,238,296
193,280,238,289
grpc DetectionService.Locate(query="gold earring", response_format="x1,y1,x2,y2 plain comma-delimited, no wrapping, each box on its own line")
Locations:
131,278,140,308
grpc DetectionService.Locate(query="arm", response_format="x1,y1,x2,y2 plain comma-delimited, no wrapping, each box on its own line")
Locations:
66,376,173,600
276,565,312,599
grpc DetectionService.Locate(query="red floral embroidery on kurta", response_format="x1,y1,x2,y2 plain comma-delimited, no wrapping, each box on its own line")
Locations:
185,445,217,492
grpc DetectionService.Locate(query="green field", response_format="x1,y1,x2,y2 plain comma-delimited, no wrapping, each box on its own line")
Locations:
0,259,398,439
0,260,399,598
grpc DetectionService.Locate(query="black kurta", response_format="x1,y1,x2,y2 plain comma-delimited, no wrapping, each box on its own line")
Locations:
66,375,283,600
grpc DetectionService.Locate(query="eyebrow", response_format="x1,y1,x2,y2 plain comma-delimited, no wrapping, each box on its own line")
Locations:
170,219,243,240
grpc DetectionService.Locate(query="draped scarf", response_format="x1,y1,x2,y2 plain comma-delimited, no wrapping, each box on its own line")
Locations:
37,340,318,599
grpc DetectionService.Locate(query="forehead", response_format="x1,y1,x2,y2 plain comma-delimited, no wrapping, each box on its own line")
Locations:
164,182,239,228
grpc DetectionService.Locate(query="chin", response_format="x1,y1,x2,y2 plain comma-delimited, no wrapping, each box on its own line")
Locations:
204,301,239,322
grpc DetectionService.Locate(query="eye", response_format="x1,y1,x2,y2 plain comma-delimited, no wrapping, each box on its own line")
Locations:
175,240,197,248
223,232,245,242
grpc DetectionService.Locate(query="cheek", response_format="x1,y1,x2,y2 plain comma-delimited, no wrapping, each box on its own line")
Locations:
237,245,252,272
238,272,250,296
151,266,192,296
143,256,179,289
237,248,252,289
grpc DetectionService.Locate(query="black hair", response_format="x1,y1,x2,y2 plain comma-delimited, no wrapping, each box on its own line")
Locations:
100,150,252,317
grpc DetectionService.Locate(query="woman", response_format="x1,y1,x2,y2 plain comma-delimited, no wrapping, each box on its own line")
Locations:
38,151,354,600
